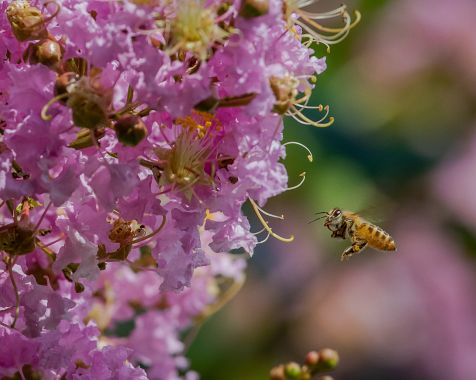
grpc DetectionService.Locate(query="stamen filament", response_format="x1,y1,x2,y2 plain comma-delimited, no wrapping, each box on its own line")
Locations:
125,259,159,273
131,215,167,245
40,234,65,248
254,203,284,220
7,257,20,328
41,93,69,121
286,171,306,191
35,239,57,260
288,105,334,128
185,275,245,351
257,232,271,245
252,227,267,235
283,141,313,162
32,201,52,235
42,1,61,24
202,275,245,319
249,198,294,243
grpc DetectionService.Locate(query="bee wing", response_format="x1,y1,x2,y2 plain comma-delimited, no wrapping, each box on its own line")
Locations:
353,197,398,225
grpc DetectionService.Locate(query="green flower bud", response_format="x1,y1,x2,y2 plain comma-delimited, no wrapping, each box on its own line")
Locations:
69,92,109,130
317,348,339,371
284,362,302,380
68,128,106,150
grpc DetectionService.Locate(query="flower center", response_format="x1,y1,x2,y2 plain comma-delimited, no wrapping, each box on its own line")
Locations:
153,111,222,198
165,0,230,60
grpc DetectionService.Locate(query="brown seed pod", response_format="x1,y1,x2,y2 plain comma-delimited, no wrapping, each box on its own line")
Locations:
24,38,64,69
6,1,49,41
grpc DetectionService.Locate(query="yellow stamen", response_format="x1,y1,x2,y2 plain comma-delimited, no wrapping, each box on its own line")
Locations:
131,215,167,245
286,171,306,191
283,141,313,162
288,104,334,128
41,93,68,121
286,1,360,47
249,198,294,243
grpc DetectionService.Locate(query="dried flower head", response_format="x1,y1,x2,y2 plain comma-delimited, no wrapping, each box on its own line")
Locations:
6,0,49,41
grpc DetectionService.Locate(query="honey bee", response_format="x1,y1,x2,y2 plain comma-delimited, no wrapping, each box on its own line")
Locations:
310,208,396,261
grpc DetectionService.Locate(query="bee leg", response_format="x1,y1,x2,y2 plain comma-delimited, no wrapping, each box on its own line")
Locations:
331,230,341,238
340,241,368,262
331,224,347,239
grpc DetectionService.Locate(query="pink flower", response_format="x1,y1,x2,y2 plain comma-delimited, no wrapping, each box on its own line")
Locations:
0,0,349,377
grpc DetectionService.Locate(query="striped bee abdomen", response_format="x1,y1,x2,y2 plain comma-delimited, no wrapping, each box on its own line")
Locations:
357,223,396,251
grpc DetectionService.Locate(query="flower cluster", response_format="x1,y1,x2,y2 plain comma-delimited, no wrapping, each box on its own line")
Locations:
270,348,339,380
0,0,357,378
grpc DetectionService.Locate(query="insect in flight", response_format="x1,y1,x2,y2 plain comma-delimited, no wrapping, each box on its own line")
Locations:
309,208,396,261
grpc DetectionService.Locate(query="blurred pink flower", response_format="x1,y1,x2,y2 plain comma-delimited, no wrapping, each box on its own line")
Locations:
433,127,476,230
358,0,476,90
294,214,476,380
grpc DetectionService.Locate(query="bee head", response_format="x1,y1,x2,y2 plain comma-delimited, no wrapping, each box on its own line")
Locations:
324,208,343,229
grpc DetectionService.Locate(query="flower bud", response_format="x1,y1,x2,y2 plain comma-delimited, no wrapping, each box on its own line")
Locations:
305,351,320,367
284,362,302,380
68,128,106,150
62,75,113,130
7,1,49,41
69,94,109,130
317,348,339,371
0,226,35,256
114,115,148,146
24,38,63,69
270,365,286,380
240,0,269,19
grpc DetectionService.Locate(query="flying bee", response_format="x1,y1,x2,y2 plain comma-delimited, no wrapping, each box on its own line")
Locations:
310,208,396,261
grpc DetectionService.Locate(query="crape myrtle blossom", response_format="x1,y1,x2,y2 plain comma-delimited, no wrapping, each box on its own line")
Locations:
0,0,357,378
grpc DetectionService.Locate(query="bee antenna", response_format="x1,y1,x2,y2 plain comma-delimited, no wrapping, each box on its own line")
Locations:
313,211,328,215
308,215,327,224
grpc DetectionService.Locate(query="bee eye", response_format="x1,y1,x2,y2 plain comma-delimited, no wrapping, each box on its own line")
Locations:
335,210,341,216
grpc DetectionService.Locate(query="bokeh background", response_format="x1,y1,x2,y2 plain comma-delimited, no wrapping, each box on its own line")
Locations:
188,0,476,379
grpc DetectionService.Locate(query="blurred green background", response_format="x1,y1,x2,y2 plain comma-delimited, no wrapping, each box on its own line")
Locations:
188,0,476,379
